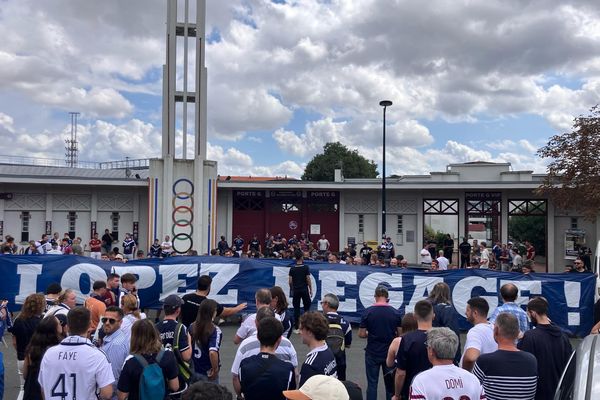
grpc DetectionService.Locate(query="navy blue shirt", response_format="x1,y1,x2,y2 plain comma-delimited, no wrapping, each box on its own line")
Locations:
240,352,296,400
233,238,244,251
395,329,432,399
324,312,352,366
360,303,402,359
190,325,222,376
122,238,136,254
299,344,337,386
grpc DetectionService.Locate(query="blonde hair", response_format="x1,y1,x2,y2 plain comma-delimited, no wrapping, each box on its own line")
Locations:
121,294,141,319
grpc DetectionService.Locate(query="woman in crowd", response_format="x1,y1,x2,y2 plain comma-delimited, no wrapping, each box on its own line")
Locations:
189,299,222,382
22,316,62,400
386,313,418,368
121,293,144,336
9,293,46,397
270,286,293,338
427,282,462,362
117,319,179,400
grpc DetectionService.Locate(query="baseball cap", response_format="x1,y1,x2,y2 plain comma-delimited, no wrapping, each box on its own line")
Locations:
163,294,183,308
283,375,349,400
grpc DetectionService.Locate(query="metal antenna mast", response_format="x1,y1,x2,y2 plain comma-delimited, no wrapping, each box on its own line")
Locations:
65,112,80,167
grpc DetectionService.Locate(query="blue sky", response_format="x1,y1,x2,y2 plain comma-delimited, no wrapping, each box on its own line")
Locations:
1,0,599,176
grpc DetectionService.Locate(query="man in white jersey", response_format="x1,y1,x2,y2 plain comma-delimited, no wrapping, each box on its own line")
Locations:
39,307,114,400
233,288,275,344
461,297,497,371
231,307,298,398
409,328,484,400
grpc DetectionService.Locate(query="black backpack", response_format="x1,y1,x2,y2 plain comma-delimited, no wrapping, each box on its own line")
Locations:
325,314,345,358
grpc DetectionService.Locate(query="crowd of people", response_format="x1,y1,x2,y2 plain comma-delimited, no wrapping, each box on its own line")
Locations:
0,245,594,400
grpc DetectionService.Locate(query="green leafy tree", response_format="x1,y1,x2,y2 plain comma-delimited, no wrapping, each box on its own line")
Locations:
508,216,546,257
302,142,378,181
537,105,600,220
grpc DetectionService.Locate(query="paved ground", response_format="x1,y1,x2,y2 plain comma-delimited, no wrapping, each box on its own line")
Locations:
1,323,387,399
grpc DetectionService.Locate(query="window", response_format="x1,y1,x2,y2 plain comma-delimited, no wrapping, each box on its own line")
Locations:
571,218,578,229
111,212,120,241
21,211,30,242
67,212,77,239
397,215,404,245
358,214,364,234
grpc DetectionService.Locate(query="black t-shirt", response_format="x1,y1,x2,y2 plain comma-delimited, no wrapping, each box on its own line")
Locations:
240,352,296,400
459,241,471,256
181,293,224,327
299,345,337,386
249,239,260,251
359,304,402,359
288,264,310,292
8,316,42,360
395,330,432,399
117,351,179,400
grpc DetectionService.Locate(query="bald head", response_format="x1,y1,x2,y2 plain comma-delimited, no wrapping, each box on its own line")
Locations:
500,283,518,302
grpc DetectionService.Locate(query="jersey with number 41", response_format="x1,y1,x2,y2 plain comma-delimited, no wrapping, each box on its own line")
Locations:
39,335,115,400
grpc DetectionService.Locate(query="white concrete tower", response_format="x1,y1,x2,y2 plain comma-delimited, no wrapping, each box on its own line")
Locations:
149,0,218,254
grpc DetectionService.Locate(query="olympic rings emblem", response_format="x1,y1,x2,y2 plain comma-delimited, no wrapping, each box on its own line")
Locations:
171,178,194,254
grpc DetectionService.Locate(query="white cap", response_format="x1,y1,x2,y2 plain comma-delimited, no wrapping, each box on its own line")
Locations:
283,375,349,400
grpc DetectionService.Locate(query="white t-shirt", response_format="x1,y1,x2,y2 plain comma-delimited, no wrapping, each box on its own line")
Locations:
39,335,114,400
161,241,174,254
437,256,449,270
512,254,523,267
480,248,490,268
231,334,298,375
420,248,432,264
460,322,498,367
236,311,283,341
410,364,485,399
317,239,330,251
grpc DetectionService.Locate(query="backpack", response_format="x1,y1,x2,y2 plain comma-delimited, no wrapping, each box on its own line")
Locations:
173,322,193,383
325,315,345,358
134,350,166,400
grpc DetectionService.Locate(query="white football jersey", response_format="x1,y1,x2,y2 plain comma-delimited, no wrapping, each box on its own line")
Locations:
39,335,114,400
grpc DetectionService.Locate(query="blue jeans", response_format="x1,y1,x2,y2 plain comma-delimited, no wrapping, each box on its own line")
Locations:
365,353,393,400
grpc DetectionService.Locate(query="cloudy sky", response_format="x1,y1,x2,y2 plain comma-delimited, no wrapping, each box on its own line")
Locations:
1,0,599,178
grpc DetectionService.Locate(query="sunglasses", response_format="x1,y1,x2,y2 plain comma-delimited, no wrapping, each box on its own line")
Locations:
101,317,120,324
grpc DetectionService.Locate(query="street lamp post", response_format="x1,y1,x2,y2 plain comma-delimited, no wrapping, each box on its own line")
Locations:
379,100,392,239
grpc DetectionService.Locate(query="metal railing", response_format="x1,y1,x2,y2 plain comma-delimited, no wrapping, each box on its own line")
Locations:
0,154,149,170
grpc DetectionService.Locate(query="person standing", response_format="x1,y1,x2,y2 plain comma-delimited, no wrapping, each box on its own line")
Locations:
45,288,77,335
100,306,130,397
117,319,179,400
270,286,293,338
489,283,529,334
289,249,313,333
409,328,484,399
443,234,454,263
84,280,107,335
298,311,337,386
233,234,245,257
359,286,402,400
360,242,373,265
239,317,296,400
101,229,113,255
89,232,102,259
473,313,538,400
427,282,461,364
479,242,490,268
39,307,114,400
156,295,191,396
217,236,229,256
189,299,222,382
321,293,352,381
9,293,45,399
122,233,137,260
316,234,330,256
248,234,262,257
181,275,247,328
458,237,471,269
103,273,120,307
149,239,162,258
22,316,62,400
118,273,139,309
435,250,449,270
394,300,433,400
518,297,572,400
419,244,432,265
460,297,497,371
234,289,272,344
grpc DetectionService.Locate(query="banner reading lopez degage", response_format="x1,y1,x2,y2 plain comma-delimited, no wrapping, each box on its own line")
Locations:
1,256,595,336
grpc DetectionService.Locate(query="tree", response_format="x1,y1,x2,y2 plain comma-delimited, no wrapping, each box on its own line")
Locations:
536,106,600,220
302,142,378,181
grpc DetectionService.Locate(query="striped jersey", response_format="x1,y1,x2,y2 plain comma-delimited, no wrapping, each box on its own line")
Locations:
298,344,337,387
473,350,537,400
